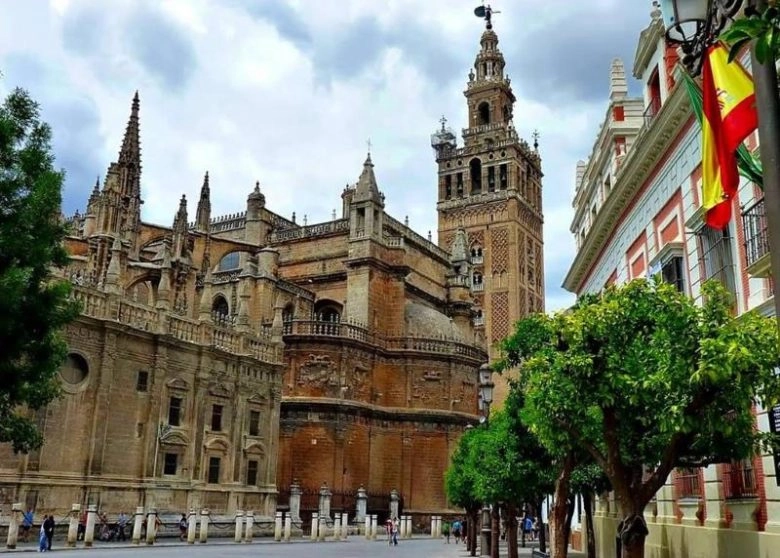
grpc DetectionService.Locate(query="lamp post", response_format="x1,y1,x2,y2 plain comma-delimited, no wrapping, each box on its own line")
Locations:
478,364,494,423
660,0,780,323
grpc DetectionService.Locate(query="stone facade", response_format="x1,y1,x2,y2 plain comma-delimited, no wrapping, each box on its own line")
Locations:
0,27,516,518
433,25,545,405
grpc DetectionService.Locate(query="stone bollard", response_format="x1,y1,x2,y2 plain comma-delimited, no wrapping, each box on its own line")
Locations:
341,512,349,540
85,504,98,547
67,504,80,547
334,513,341,541
364,514,371,539
430,515,436,538
406,516,413,539
274,511,283,541
283,512,292,542
187,509,197,544
132,506,144,544
145,509,157,545
318,514,326,541
245,511,254,543
199,509,209,543
400,515,406,539
310,512,319,541
5,503,21,549
434,516,441,538
371,514,378,540
234,510,244,543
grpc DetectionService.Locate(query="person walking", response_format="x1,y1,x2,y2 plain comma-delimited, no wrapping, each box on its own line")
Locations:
43,515,55,551
391,517,399,546
442,519,450,543
117,511,128,542
21,508,33,543
452,519,462,543
179,514,188,541
38,521,48,552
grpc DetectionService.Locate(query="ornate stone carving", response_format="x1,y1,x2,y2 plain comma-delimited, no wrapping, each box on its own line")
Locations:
297,354,338,389
166,377,189,391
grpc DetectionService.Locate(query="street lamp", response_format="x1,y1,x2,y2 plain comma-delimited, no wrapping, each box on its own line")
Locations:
478,364,494,422
660,0,780,323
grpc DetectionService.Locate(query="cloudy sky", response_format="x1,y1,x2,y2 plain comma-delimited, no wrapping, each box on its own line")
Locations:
0,0,650,311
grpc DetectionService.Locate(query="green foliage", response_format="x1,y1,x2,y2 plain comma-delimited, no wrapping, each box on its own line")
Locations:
0,86,80,453
444,427,481,510
498,279,780,515
721,3,780,64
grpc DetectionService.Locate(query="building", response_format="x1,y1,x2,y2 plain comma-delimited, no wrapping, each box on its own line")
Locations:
563,5,778,557
433,21,544,405
0,18,542,523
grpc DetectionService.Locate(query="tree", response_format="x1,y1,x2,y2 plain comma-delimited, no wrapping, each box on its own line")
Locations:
0,86,80,453
445,426,483,557
722,2,780,63
499,279,780,558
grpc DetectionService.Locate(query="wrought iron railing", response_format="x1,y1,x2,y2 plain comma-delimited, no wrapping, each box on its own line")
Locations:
726,460,758,499
742,197,769,268
676,468,701,499
643,96,662,125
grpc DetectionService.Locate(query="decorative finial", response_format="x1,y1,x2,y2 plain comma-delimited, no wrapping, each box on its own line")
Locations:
366,137,372,155
254,180,260,193
532,130,540,151
303,214,308,226
332,209,337,220
292,211,296,223
404,215,409,227
439,115,448,131
474,3,500,29
427,230,432,241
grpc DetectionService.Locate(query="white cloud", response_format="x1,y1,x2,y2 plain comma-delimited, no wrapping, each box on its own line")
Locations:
1,0,652,312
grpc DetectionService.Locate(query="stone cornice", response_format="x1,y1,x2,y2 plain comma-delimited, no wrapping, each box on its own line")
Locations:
563,82,693,293
633,18,665,79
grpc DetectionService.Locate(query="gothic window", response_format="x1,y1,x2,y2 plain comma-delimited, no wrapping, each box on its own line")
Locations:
212,295,229,318
472,272,483,285
499,164,508,190
445,175,452,199
218,252,240,271
470,158,482,194
456,173,464,197
471,245,484,264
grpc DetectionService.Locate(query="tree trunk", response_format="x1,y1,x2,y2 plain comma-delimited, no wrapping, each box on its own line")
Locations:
468,508,479,557
490,505,500,558
506,503,518,558
535,499,547,554
551,456,575,558
583,491,596,558
618,512,648,558
564,495,575,546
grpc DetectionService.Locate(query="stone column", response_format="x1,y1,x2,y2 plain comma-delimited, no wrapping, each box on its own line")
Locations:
5,503,21,549
319,482,332,521
371,514,378,540
290,481,302,522
283,513,292,542
67,504,80,547
430,516,436,538
318,514,327,541
274,511,283,541
356,486,367,525
234,510,244,543
145,510,157,545
390,489,400,520
400,515,407,538
132,506,144,544
199,509,209,543
245,511,254,543
341,512,349,540
310,512,319,540
406,515,413,539
187,509,197,544
85,504,98,547
333,513,341,541
364,514,371,539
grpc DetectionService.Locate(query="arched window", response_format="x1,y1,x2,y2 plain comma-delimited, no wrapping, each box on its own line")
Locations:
470,158,482,194
218,252,240,271
478,102,490,125
472,272,483,285
471,245,484,264
314,299,342,322
282,303,294,323
212,295,229,318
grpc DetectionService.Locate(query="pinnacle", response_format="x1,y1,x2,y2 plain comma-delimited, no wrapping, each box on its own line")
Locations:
201,171,210,196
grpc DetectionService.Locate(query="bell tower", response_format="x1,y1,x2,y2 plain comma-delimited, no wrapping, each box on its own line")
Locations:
433,13,544,405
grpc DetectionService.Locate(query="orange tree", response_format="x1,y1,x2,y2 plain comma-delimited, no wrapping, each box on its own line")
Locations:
498,279,780,558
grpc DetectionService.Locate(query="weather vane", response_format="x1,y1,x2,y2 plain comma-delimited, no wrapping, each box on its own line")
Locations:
474,3,500,29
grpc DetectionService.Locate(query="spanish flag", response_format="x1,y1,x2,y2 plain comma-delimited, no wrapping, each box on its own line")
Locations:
701,43,758,229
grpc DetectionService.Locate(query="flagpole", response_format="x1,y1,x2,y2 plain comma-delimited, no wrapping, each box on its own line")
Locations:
749,0,780,323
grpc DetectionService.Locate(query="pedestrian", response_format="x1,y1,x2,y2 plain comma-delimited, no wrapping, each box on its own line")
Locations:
38,521,48,552
77,509,87,541
117,511,128,541
179,514,188,541
532,517,540,541
43,514,55,551
442,520,450,543
385,518,393,545
452,519,461,543
391,517,399,546
21,508,33,543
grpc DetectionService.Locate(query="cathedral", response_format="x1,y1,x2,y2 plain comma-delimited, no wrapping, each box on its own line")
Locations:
0,18,543,524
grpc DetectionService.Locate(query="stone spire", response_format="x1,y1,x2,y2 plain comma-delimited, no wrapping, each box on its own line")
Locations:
353,153,383,205
195,171,211,232
119,92,141,169
104,236,123,294
172,195,188,258
450,228,469,267
88,176,100,206
609,58,628,100
116,92,143,247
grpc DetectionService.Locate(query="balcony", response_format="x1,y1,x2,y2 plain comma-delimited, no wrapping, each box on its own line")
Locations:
643,96,662,126
742,197,771,278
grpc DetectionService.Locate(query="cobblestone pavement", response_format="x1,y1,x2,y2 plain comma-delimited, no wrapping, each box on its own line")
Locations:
0,537,582,557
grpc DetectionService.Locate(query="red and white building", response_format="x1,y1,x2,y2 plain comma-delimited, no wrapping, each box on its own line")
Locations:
563,5,779,557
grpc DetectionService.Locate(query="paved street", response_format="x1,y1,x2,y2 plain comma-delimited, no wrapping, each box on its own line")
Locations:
0,538,579,557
